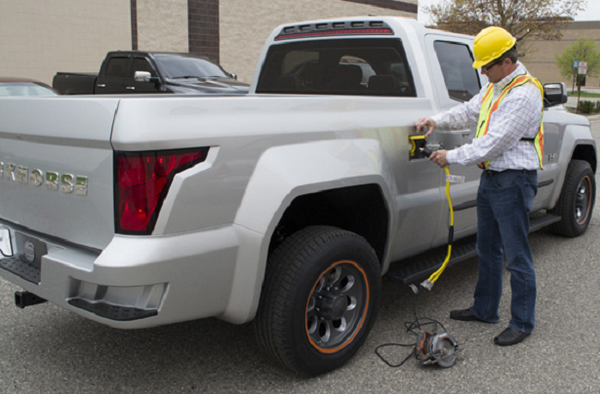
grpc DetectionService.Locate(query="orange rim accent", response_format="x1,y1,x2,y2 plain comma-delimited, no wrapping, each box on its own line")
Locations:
305,260,370,354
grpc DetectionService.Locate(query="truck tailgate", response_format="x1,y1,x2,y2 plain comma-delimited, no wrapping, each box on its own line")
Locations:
0,97,118,250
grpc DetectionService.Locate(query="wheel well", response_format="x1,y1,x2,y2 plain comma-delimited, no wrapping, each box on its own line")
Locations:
270,184,389,263
572,144,597,174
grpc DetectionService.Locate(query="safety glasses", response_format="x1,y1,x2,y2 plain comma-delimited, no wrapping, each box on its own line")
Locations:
482,57,505,72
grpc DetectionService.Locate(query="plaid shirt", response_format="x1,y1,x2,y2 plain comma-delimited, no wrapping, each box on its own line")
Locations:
432,63,543,171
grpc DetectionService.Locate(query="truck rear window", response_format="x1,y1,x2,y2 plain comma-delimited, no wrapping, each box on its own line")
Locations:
105,57,129,78
256,38,415,97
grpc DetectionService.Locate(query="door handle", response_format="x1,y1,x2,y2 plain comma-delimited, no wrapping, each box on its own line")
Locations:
125,86,135,90
96,84,106,88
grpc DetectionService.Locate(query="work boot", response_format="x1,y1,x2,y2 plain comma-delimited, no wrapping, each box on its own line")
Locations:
449,308,486,322
493,327,530,346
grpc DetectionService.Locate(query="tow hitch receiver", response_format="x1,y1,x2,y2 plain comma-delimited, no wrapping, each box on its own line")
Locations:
15,291,47,309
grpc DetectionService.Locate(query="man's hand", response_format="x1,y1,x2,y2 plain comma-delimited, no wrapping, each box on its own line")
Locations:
429,149,449,168
416,117,435,137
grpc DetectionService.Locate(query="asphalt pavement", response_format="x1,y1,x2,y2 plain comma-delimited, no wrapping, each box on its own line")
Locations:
1,120,599,394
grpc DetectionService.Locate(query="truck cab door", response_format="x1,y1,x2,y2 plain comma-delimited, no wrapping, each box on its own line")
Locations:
95,55,132,94
425,34,485,243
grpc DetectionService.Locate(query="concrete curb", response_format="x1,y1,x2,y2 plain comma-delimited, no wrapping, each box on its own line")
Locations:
587,114,600,123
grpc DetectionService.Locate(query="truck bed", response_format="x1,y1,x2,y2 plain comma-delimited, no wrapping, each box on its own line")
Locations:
53,72,98,95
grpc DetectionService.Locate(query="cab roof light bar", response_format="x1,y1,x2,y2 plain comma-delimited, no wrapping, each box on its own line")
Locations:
275,21,394,41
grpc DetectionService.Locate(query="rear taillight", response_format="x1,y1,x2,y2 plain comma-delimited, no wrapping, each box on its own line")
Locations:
115,147,209,235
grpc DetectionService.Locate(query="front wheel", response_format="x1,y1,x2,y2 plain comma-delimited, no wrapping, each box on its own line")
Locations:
254,226,382,375
550,160,596,237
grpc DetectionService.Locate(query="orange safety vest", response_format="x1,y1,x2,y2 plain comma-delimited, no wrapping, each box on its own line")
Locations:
476,74,544,169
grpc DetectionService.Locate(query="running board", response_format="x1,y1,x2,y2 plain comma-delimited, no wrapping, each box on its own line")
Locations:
387,212,561,285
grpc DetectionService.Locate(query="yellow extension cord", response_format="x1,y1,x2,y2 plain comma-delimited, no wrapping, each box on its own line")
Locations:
421,167,454,290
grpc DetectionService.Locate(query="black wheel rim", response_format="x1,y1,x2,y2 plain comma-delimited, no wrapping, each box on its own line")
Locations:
305,260,369,353
575,175,593,225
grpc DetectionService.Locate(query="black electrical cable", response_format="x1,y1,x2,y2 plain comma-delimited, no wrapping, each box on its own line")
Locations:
375,288,450,368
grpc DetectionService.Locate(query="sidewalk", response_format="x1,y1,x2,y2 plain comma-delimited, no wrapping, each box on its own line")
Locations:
566,94,599,108
587,114,600,122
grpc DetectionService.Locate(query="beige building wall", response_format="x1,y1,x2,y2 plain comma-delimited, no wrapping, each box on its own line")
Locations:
0,0,419,86
4,1,594,92
137,0,189,52
220,0,418,83
523,21,600,90
0,0,131,85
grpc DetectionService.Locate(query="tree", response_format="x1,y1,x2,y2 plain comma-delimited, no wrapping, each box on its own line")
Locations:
555,38,600,87
426,0,587,57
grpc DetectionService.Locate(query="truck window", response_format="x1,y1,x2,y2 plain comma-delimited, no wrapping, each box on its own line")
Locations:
256,38,415,97
105,57,130,78
153,55,230,79
434,41,481,102
132,58,158,77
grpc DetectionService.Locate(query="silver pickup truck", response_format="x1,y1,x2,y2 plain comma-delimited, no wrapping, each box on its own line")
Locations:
0,17,596,375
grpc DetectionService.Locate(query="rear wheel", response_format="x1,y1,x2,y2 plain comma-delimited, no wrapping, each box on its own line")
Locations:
550,160,596,237
255,226,381,375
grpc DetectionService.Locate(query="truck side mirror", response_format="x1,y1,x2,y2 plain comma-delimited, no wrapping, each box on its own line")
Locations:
543,82,568,108
134,71,151,82
134,71,159,84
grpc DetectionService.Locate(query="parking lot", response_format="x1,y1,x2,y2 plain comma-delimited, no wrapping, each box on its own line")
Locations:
1,119,599,394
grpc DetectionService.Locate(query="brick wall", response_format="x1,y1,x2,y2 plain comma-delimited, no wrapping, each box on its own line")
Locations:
188,0,220,61
131,0,138,50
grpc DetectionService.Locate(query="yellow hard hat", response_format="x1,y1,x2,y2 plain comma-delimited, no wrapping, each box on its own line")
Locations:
472,26,516,69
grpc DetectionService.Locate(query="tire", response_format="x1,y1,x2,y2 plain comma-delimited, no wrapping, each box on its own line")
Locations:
550,160,596,237
254,226,382,375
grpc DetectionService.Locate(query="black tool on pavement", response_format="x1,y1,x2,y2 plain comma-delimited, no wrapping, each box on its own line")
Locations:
375,285,460,368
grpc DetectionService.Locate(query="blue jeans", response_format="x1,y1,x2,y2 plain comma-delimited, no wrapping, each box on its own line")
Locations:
471,169,538,333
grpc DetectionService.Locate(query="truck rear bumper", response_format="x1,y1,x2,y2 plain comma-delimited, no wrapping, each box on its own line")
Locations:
0,222,262,329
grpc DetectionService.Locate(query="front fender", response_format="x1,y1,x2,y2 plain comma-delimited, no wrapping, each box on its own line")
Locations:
548,123,597,209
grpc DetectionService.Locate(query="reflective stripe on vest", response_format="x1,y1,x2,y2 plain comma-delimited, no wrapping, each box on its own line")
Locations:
475,74,544,169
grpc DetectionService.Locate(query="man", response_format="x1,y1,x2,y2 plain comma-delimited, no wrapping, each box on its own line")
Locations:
416,26,544,346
